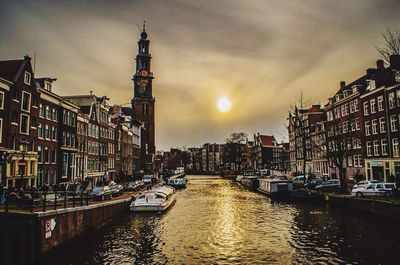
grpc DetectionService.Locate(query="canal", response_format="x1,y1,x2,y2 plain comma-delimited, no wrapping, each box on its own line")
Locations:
43,176,400,264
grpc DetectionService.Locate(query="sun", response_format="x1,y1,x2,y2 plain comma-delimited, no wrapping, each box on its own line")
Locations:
217,96,232,112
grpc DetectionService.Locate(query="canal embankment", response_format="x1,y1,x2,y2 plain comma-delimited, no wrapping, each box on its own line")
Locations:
0,196,132,265
291,189,400,220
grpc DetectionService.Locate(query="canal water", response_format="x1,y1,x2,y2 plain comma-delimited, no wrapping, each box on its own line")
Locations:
44,176,400,265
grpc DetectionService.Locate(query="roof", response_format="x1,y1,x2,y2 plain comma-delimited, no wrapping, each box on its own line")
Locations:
0,59,24,82
258,135,277,147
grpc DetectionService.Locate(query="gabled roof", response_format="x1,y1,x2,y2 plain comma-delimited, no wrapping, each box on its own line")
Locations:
0,59,25,82
258,135,276,147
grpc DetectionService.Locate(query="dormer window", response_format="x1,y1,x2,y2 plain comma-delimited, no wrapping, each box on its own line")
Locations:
45,81,52,91
24,71,31,85
367,80,376,90
352,85,359,94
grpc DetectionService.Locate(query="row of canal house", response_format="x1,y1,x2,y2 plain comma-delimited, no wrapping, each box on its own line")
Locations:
289,54,400,183
0,56,141,188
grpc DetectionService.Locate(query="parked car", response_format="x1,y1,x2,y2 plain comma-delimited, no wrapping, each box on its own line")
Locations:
143,175,153,184
109,181,124,197
89,186,112,201
352,183,396,197
315,179,341,192
304,178,324,190
352,179,380,189
125,180,142,191
292,175,309,189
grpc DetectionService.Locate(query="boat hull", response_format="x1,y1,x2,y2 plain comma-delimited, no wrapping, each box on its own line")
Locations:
258,188,291,198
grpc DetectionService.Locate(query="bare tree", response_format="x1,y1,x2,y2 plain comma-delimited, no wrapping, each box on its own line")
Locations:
376,28,400,64
311,112,353,191
223,132,248,171
289,91,310,184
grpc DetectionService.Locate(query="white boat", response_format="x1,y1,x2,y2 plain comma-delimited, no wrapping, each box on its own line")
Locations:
130,186,176,212
236,170,257,182
258,178,293,197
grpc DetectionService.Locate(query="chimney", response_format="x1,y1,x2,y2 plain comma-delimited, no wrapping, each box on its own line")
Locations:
366,68,376,77
390,54,400,70
340,81,346,89
24,55,31,61
376,59,384,70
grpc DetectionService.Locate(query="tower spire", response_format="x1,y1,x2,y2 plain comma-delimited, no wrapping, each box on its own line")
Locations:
143,20,146,32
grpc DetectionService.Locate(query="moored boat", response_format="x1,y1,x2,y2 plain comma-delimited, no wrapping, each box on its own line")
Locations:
167,178,187,189
130,186,176,212
258,178,293,197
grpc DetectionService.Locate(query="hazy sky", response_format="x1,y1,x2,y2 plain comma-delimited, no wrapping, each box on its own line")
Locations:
1,0,399,150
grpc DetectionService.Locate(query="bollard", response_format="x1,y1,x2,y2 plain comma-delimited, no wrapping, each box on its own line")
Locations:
54,190,58,210
30,192,34,213
72,190,76,207
64,190,67,209
80,192,83,207
43,191,47,212
4,187,8,212
85,191,89,206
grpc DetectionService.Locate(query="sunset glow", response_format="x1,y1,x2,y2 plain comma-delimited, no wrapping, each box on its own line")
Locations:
217,96,232,113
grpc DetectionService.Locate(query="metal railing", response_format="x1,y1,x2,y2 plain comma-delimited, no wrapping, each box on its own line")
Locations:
0,188,92,213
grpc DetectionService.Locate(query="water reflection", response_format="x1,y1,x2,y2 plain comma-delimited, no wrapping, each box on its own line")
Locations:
42,176,400,265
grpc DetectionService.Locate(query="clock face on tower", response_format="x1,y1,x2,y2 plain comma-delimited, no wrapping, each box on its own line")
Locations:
137,78,148,96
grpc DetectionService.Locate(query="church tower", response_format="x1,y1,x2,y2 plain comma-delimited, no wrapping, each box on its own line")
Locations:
132,23,156,157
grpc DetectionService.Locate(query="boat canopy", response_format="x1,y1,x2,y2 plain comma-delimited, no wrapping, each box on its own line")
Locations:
147,186,175,196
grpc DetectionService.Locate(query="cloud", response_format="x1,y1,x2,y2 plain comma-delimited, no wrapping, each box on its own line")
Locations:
1,0,400,149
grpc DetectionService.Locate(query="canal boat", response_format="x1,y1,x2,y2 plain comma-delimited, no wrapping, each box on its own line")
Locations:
258,178,293,197
130,186,176,212
167,178,187,189
221,169,236,179
236,170,257,183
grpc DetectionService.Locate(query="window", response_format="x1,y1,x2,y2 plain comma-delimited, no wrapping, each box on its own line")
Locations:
397,90,400,107
354,99,359,111
45,81,52,91
355,118,360,130
389,92,395,109
0,118,2,143
39,104,44,117
0,91,4,109
45,124,50,139
379,117,386,133
38,123,43,138
52,108,57,121
382,139,388,155
390,115,398,132
342,121,348,133
24,71,31,85
370,99,376,114
351,120,356,131
62,153,68,177
38,146,42,163
44,147,49,163
378,96,384,111
348,156,353,167
373,140,379,156
368,80,376,90
20,114,29,134
21,91,31,112
365,121,371,136
349,101,354,113
353,155,360,167
363,101,369,116
393,138,399,157
45,105,50,119
367,142,372,156
372,119,378,134
51,149,56,163
51,126,57,141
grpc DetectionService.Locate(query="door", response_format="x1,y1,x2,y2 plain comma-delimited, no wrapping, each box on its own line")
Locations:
372,166,384,182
